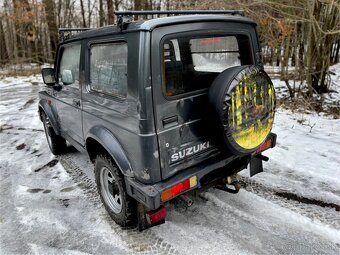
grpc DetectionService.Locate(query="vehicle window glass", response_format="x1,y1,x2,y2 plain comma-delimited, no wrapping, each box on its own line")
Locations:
58,44,81,89
90,42,128,99
163,34,252,97
190,36,240,72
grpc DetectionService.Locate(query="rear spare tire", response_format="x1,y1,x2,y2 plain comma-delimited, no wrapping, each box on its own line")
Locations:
208,65,275,154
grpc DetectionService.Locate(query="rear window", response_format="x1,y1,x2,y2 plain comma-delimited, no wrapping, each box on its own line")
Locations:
163,34,253,97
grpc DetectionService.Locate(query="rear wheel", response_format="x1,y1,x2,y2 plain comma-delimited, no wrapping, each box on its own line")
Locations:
94,155,136,227
42,112,66,155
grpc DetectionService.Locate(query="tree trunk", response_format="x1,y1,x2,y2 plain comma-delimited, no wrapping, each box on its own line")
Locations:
107,0,114,24
99,0,105,26
80,0,87,27
0,20,9,65
134,0,142,20
333,40,339,64
42,0,58,57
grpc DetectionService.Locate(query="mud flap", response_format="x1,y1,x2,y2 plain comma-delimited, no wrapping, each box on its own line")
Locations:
137,203,165,231
249,156,263,177
137,203,149,231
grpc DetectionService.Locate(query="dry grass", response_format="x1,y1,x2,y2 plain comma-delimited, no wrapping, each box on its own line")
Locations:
277,96,340,119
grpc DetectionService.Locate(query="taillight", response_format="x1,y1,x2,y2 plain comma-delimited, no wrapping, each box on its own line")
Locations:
257,138,272,153
161,176,197,202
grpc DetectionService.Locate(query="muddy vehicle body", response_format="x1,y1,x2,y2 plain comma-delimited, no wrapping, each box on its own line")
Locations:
39,10,276,230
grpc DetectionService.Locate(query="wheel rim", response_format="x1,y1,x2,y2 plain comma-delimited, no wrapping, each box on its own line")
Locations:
100,166,122,214
43,117,53,149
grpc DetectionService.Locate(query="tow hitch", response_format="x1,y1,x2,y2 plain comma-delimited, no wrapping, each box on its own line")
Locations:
215,175,241,194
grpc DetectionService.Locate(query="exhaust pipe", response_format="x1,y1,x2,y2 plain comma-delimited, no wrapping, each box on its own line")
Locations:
177,194,194,207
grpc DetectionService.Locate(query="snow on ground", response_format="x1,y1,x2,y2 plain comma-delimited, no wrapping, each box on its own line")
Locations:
0,77,131,254
255,63,340,205
245,108,340,204
0,67,340,254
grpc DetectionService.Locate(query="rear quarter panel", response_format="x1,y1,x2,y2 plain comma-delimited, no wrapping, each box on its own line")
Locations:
81,31,161,184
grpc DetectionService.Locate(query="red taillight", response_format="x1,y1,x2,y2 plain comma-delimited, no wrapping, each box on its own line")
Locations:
257,138,272,153
172,180,190,194
146,206,167,225
161,176,197,202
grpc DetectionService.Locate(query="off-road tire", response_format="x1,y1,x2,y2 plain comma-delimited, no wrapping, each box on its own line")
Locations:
208,65,275,154
42,112,67,155
94,154,136,227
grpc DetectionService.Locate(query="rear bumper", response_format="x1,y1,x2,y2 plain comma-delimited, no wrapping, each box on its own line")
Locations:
125,154,239,210
125,132,277,210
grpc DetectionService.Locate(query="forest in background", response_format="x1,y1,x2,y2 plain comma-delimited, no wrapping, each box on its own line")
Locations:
0,0,339,99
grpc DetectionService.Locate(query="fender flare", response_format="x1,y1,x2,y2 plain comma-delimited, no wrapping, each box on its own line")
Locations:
86,126,133,177
38,99,60,135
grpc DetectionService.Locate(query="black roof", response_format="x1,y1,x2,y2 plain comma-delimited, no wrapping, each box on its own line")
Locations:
68,15,256,41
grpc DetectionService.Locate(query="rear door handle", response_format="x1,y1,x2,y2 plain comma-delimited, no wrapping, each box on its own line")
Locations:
73,99,81,107
162,115,178,128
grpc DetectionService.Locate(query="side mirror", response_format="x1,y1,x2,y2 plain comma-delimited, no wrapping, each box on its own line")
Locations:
41,68,56,86
61,69,74,85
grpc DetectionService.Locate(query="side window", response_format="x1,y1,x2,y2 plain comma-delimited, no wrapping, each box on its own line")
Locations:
58,44,81,89
90,42,128,99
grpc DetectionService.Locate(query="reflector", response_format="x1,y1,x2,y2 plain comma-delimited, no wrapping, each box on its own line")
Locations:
257,138,272,153
146,206,167,225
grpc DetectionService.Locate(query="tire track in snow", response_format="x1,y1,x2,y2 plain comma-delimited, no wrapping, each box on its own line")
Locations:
239,176,340,229
59,154,178,255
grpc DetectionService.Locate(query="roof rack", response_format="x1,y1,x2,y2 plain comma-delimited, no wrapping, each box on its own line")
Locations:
115,10,243,16
59,28,91,42
115,10,244,31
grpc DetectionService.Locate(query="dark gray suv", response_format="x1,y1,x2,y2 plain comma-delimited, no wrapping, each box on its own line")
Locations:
39,10,276,230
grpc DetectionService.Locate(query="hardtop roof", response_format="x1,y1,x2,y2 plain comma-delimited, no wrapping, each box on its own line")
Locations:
67,14,256,41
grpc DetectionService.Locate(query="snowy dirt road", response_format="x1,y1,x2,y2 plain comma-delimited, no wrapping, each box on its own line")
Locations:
0,75,339,255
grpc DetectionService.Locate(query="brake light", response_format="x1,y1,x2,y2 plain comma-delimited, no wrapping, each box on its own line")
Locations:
161,176,197,202
257,138,272,153
200,38,223,44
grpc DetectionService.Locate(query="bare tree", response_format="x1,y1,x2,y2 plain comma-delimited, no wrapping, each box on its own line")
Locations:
80,0,87,27
0,19,9,65
99,0,105,26
42,0,58,56
107,0,114,24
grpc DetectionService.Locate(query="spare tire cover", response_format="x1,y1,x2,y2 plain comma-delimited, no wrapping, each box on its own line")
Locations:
208,65,275,154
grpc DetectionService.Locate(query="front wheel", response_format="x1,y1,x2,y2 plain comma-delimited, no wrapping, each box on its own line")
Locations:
42,113,66,155
94,155,136,227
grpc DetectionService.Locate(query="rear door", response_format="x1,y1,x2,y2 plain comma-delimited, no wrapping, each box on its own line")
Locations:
151,23,255,180
55,43,84,145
